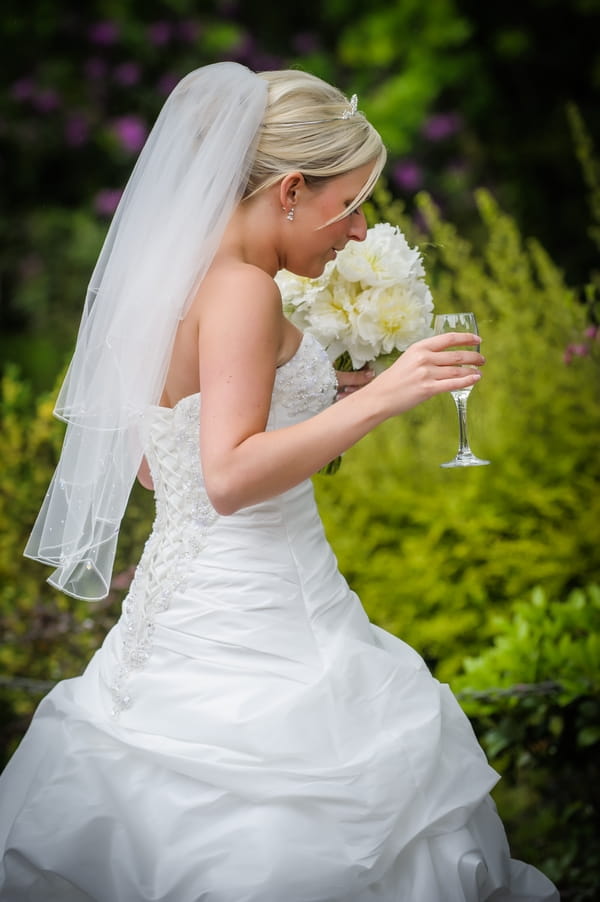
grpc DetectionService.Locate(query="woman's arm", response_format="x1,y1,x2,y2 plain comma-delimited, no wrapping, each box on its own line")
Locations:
197,266,483,515
137,456,154,491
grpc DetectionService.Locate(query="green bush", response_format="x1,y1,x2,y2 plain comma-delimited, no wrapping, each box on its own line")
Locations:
0,367,153,765
9,208,107,338
315,185,600,680
0,369,93,762
452,585,600,899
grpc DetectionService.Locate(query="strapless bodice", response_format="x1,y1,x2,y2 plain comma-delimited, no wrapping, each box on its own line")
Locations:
143,331,336,535
110,333,337,713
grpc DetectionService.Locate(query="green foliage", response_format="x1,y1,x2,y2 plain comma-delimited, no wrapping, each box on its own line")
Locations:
0,366,153,765
0,0,251,347
8,207,107,343
452,586,600,898
455,585,600,709
314,185,600,681
0,368,100,762
568,103,600,260
335,0,474,154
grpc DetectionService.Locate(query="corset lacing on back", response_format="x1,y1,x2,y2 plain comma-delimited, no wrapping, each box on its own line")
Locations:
110,333,337,715
110,396,218,714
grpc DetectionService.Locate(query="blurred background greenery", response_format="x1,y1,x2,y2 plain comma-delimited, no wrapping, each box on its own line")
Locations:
1,0,599,897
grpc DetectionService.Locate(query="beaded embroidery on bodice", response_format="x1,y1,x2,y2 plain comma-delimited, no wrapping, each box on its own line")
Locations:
269,332,338,418
110,333,337,713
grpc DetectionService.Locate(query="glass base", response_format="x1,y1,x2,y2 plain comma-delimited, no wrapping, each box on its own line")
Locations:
440,452,490,468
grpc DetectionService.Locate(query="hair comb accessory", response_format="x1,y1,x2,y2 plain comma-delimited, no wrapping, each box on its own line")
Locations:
270,94,360,127
341,94,358,119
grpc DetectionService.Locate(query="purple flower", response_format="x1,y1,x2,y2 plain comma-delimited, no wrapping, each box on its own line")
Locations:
572,343,589,356
392,160,424,193
292,32,320,55
88,21,120,46
422,113,462,142
215,0,239,18
65,114,89,147
147,21,172,46
177,19,200,43
563,342,589,364
32,88,61,113
94,188,123,217
157,72,180,97
111,115,148,153
230,33,256,64
241,49,284,70
11,77,36,101
584,325,598,340
114,62,142,87
85,57,108,81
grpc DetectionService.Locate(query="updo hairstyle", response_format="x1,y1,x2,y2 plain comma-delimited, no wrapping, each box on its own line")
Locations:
244,70,386,221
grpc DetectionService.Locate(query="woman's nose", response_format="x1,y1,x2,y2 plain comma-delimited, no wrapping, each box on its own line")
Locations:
348,208,367,241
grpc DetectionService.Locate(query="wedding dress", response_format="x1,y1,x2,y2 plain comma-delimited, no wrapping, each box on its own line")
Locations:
0,333,558,901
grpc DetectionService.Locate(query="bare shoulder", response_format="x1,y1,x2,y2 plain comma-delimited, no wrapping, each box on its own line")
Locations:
195,259,281,319
193,259,286,372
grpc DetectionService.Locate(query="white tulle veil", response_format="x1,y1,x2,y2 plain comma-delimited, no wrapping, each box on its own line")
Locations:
24,62,268,600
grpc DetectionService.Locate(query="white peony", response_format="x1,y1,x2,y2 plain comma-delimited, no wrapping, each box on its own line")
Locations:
276,270,316,331
279,222,434,369
335,222,423,287
306,285,351,342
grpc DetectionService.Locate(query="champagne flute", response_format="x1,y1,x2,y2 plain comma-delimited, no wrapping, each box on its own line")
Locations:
433,312,490,468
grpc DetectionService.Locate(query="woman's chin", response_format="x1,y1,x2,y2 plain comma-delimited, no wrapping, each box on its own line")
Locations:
308,256,335,277
288,263,324,279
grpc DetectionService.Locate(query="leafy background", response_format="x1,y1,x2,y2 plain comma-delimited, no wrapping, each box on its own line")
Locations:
1,0,599,897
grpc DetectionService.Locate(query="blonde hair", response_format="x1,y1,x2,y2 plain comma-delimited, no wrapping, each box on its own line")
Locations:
244,70,386,221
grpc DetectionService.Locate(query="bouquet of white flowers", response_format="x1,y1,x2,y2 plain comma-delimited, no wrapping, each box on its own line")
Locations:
276,222,434,371
275,222,435,473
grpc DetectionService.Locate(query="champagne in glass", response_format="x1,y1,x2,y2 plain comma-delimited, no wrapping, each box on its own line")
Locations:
433,312,490,468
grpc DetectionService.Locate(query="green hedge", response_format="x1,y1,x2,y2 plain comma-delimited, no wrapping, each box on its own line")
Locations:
453,585,600,899
0,367,153,763
315,185,600,681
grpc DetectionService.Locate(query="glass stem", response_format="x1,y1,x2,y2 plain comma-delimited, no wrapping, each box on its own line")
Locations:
453,393,471,456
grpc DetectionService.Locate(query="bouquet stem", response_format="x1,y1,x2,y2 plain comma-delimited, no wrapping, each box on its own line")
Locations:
318,352,354,476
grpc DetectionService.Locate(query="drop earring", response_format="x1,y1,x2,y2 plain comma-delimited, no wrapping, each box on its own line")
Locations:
286,207,295,222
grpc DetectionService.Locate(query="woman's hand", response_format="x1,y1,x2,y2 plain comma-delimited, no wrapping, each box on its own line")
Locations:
371,332,485,416
335,366,375,400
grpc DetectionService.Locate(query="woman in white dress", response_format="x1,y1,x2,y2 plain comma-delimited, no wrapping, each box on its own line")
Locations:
0,63,558,901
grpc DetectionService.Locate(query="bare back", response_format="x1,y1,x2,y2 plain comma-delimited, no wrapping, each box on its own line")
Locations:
158,259,303,410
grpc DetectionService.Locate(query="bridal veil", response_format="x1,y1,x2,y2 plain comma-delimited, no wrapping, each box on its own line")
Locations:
24,63,268,600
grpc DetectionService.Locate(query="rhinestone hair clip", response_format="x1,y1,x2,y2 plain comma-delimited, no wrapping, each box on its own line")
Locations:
341,93,359,119
272,94,359,127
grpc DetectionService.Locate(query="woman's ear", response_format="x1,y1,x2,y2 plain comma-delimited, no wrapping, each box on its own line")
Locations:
278,172,305,211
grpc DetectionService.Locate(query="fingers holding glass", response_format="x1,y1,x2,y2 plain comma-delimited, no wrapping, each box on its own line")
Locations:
432,313,490,468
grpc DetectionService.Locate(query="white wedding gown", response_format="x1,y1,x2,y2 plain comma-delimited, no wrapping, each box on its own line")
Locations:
0,333,558,901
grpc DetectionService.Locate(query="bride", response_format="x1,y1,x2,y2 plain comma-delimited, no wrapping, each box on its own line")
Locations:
0,62,558,901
